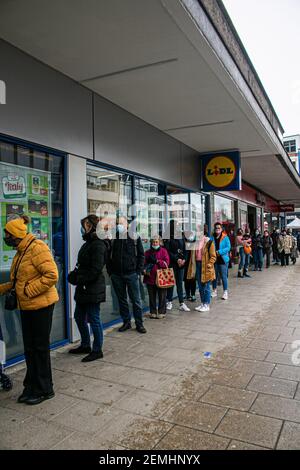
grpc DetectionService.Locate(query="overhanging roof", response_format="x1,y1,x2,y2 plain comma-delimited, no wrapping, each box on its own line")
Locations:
0,0,299,203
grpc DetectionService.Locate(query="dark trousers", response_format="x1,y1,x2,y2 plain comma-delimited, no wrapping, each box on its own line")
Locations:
167,266,184,303
20,304,54,396
264,249,271,268
111,273,143,327
272,247,280,263
280,250,290,266
147,285,167,314
184,279,196,297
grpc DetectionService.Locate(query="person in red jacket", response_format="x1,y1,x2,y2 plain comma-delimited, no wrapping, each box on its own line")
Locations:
143,236,170,319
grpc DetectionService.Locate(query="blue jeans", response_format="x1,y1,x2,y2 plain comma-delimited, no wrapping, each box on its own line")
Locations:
74,303,103,352
212,263,229,290
238,247,250,272
111,273,143,327
167,265,184,304
253,248,263,269
196,261,211,305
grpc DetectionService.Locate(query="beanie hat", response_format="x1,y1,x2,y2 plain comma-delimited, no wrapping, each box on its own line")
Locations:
5,216,30,239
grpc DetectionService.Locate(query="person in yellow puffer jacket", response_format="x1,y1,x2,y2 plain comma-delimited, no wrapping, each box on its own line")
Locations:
0,215,59,405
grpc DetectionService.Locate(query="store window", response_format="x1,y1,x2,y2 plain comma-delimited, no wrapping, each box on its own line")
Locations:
190,193,205,233
87,165,134,325
167,188,189,233
0,139,66,362
214,195,235,230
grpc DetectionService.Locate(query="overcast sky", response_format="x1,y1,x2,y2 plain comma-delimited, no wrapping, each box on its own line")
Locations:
223,0,300,137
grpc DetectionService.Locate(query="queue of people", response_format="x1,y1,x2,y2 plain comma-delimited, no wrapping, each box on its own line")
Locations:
1,213,298,406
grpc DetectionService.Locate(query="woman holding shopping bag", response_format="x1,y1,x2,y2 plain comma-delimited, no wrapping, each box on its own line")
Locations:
143,236,170,319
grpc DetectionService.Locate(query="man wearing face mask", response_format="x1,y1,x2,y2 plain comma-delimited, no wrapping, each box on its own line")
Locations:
0,215,59,405
252,228,264,271
68,215,109,361
106,216,146,334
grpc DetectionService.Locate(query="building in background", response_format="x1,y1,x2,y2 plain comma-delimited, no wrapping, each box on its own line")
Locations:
283,134,300,173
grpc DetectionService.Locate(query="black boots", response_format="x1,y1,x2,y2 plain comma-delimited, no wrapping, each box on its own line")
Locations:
118,322,132,332
136,325,147,334
81,351,103,362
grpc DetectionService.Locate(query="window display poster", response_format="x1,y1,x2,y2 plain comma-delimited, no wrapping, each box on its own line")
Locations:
0,162,51,271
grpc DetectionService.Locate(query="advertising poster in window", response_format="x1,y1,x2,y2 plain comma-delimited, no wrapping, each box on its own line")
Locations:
0,162,52,271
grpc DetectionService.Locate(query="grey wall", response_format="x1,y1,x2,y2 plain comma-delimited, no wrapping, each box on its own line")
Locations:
0,39,202,192
0,40,93,158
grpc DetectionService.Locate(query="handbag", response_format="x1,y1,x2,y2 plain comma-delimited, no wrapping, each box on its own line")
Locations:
244,245,252,255
5,238,35,311
156,263,175,288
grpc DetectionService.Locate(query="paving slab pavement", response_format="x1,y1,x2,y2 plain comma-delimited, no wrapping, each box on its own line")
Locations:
1,262,300,450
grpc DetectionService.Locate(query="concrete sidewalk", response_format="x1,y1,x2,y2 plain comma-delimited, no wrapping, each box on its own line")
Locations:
1,263,300,450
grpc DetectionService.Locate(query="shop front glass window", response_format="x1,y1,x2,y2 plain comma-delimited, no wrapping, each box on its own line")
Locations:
214,195,235,231
190,193,205,234
87,165,133,325
167,188,189,234
0,139,66,362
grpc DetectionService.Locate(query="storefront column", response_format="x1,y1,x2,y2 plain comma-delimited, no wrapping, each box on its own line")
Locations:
67,155,88,342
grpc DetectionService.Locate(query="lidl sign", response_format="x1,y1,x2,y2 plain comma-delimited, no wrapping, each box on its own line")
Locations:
201,151,241,191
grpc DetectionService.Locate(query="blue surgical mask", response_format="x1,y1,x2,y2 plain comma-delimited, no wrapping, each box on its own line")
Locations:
80,226,85,236
152,245,160,250
117,224,125,234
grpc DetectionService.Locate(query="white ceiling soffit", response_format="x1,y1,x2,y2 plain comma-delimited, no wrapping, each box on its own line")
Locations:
0,0,299,201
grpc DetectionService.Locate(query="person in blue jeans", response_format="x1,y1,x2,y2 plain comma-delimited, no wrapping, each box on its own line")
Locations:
236,228,252,278
195,227,217,312
211,223,231,300
252,229,264,271
107,216,146,334
68,215,109,362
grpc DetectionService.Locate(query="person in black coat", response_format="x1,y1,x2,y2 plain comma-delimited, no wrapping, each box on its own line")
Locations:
163,220,190,312
262,229,273,268
68,215,108,362
106,216,146,334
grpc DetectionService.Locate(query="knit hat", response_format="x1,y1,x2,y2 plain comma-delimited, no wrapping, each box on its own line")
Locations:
5,216,30,239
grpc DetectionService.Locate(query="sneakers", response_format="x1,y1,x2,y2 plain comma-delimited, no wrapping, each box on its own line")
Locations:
157,313,166,319
243,272,251,278
222,290,228,300
166,301,173,310
149,313,159,319
211,289,217,298
179,303,190,312
195,304,203,311
82,351,103,362
199,304,210,312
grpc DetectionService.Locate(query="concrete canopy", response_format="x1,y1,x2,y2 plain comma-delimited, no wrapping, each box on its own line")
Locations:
0,0,299,203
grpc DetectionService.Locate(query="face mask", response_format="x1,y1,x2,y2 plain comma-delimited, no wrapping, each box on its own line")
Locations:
117,224,125,234
80,226,85,236
255,231,259,235
152,245,160,250
188,236,195,242
3,236,17,247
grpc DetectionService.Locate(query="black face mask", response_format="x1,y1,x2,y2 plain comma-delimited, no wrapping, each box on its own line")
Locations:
3,236,17,247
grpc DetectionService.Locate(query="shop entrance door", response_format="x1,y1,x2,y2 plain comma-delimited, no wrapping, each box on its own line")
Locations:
248,205,256,233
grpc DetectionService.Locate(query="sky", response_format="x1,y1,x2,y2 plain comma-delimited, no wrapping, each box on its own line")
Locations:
222,0,300,137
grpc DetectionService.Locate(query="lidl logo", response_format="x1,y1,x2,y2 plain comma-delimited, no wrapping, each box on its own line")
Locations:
201,151,241,191
205,156,236,188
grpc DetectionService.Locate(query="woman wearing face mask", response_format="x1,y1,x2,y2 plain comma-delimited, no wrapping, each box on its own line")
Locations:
143,236,170,319
0,215,59,405
195,225,217,312
68,215,108,361
252,228,264,271
211,223,231,300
